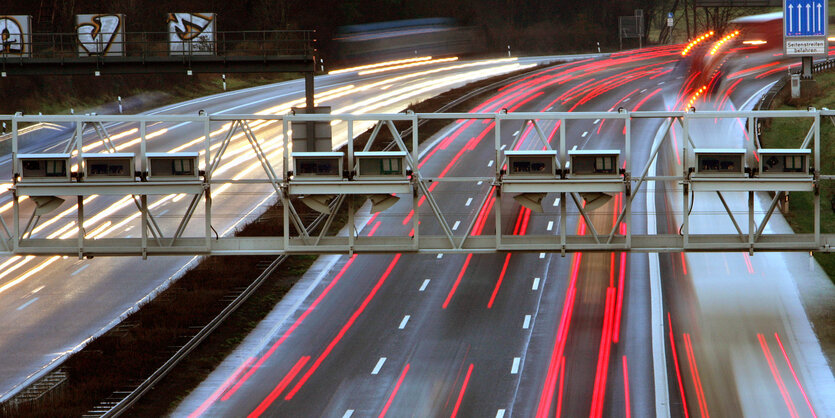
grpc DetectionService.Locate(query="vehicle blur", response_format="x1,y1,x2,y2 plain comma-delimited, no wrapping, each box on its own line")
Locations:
332,18,484,67
729,12,783,47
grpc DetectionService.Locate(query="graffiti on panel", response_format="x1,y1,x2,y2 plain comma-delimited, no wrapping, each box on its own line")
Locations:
1,15,31,56
76,14,125,56
167,13,216,55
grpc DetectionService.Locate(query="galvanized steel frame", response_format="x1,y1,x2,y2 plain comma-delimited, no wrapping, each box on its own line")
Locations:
1,109,832,256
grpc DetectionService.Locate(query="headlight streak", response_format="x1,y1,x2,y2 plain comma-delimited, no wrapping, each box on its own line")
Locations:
0,57,532,307
328,56,434,75
357,57,459,75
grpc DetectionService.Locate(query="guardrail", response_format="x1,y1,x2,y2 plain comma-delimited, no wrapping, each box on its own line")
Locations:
0,30,315,60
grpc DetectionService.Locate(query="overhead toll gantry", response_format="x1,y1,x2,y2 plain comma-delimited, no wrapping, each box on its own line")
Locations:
0,109,832,257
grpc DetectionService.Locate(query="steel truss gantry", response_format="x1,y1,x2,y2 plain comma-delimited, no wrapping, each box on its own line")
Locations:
1,109,833,257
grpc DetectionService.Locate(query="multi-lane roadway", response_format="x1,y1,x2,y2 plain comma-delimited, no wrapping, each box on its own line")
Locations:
1,41,833,417
0,55,565,401
175,43,834,417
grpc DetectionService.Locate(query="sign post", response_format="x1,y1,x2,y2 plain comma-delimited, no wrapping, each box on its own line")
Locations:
667,12,674,44
784,0,828,78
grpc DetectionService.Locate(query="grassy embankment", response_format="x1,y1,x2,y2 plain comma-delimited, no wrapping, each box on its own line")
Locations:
759,71,835,282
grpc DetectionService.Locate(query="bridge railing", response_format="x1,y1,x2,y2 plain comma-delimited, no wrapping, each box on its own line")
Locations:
0,30,315,61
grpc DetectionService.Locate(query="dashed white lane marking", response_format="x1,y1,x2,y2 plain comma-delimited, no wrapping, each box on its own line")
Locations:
465,197,473,206
157,209,169,216
420,279,430,291
511,357,521,374
343,410,354,418
437,253,444,259
553,197,560,206
513,130,520,136
623,97,631,102
31,285,44,294
497,409,506,418
640,88,647,93
71,264,89,276
477,181,483,185
572,145,578,150
399,315,411,329
546,221,554,231
372,357,387,375
593,119,600,124
532,277,541,290
539,252,546,259
582,131,588,137
523,314,532,329
500,144,507,150
452,221,461,231
17,297,38,311
658,81,666,85
488,160,494,167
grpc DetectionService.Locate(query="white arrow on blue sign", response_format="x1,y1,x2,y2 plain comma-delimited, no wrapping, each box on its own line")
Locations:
785,0,826,37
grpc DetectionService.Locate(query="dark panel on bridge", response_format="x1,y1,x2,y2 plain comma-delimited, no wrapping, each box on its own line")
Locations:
0,55,315,76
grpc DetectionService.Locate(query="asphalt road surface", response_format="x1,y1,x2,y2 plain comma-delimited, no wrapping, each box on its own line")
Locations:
0,55,571,400
176,43,834,417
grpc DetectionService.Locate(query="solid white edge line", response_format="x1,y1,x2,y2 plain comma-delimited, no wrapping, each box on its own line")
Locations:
371,357,387,375
649,118,671,418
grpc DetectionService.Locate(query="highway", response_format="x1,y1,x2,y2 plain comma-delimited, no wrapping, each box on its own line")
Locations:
0,40,832,417
0,55,566,400
176,42,834,417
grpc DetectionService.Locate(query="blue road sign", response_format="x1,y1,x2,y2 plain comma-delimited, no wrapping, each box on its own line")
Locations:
785,0,826,37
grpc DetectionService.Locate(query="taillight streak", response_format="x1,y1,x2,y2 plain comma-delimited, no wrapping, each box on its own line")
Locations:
668,313,690,418
774,333,817,417
443,254,472,309
188,357,255,418
284,254,402,400
247,356,310,417
758,333,800,418
683,333,710,417
379,363,410,417
623,355,632,418
214,255,359,403
450,364,474,418
589,286,617,418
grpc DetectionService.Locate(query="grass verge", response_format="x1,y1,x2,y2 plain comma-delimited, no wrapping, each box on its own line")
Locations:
759,70,835,371
0,63,552,417
759,71,835,283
